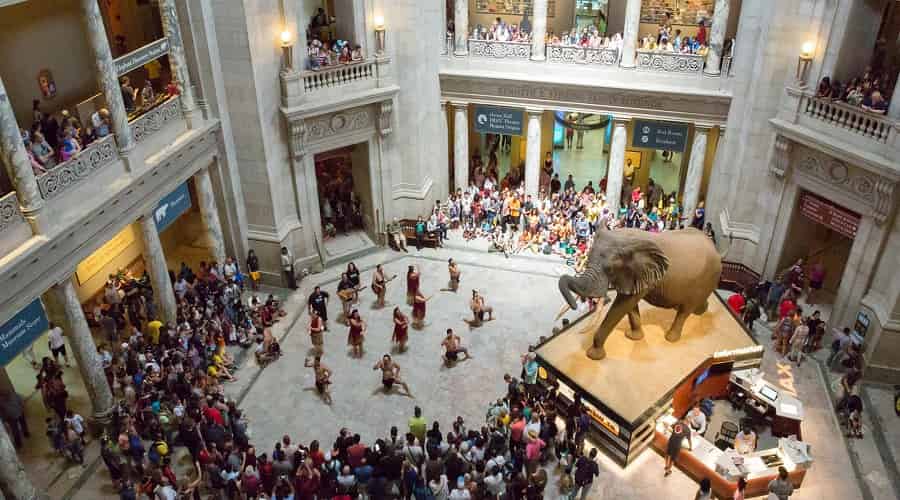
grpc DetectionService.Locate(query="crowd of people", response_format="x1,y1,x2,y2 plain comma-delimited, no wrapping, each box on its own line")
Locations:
305,7,365,71
816,65,894,114
469,17,532,43
639,14,714,56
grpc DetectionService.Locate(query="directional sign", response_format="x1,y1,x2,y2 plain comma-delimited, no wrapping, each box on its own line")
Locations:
154,181,192,232
474,105,524,136
632,119,689,152
0,299,49,367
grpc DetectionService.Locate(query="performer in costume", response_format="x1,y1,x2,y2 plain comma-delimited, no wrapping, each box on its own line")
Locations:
406,265,420,305
392,307,409,352
346,309,366,357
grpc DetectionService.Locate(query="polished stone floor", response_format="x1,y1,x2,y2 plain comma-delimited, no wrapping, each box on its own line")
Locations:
20,243,898,499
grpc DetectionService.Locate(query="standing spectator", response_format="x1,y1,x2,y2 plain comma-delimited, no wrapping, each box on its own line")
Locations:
0,389,29,448
572,448,599,500
48,322,70,367
767,466,794,499
280,246,297,289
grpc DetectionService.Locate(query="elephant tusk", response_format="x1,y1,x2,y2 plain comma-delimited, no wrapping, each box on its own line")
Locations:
555,303,570,322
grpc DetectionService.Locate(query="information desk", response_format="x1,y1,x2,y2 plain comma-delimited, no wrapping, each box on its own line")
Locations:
653,411,812,498
730,368,803,438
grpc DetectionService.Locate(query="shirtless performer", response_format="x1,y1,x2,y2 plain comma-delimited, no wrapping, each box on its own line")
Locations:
371,264,396,309
347,309,366,357
411,290,432,329
440,258,461,292
470,290,495,326
308,309,325,355
406,265,420,305
304,355,332,404
373,354,413,397
442,328,472,364
392,307,410,352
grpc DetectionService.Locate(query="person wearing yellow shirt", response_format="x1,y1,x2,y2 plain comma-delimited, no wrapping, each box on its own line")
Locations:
147,319,163,345
508,196,521,231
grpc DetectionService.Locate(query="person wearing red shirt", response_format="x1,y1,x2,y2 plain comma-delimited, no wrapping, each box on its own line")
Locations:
346,434,367,468
727,292,746,316
308,440,326,468
779,297,796,320
203,405,224,426
510,415,526,445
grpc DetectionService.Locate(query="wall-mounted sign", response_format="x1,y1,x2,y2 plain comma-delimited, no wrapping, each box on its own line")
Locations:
632,119,689,152
114,37,170,76
0,298,49,367
474,105,524,136
154,181,192,232
852,311,870,341
798,192,860,239
76,224,138,285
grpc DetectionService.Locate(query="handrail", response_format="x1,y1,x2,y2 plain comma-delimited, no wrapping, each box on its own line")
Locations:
0,191,24,232
130,95,182,143
799,93,893,144
467,39,532,59
301,59,376,93
719,261,761,293
36,135,119,200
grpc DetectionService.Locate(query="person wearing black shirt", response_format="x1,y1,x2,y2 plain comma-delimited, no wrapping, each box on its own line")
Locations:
550,173,561,194
308,286,330,329
563,174,576,192
573,448,600,500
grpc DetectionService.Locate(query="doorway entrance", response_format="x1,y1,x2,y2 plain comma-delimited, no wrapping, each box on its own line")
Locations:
777,191,858,315
552,111,610,192
314,144,376,259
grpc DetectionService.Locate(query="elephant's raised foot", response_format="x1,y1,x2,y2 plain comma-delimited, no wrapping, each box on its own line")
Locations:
665,330,682,342
626,328,644,341
586,346,607,360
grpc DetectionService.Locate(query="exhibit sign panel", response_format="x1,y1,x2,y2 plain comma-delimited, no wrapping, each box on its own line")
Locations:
0,298,49,367
76,224,138,285
114,37,170,76
154,181,192,232
633,120,689,152
798,192,860,239
474,105,524,136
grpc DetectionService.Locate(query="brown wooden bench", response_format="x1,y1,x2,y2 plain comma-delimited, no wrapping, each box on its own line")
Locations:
399,219,440,248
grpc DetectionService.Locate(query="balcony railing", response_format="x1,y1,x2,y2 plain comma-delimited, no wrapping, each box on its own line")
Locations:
36,135,119,200
131,95,182,143
301,60,376,93
635,50,705,74
799,94,892,144
468,39,532,59
0,191,23,233
547,45,618,66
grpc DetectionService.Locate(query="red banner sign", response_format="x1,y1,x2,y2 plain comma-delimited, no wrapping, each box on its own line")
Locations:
798,192,860,238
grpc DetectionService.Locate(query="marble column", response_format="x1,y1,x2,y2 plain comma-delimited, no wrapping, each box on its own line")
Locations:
454,0,468,56
530,0,548,61
80,0,134,158
158,0,199,127
889,71,900,119
138,213,178,324
52,278,115,424
605,118,628,211
683,126,710,222
620,0,642,69
441,100,450,192
0,420,44,499
452,102,469,192
194,166,227,264
703,0,730,76
0,75,43,233
524,109,542,198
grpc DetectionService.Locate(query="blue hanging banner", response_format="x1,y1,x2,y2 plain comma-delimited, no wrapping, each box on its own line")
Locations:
632,120,689,152
474,105,525,136
154,181,192,232
0,298,49,367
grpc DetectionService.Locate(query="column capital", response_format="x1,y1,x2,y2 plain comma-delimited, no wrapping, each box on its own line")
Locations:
525,108,544,117
694,123,714,133
612,116,631,126
450,101,469,112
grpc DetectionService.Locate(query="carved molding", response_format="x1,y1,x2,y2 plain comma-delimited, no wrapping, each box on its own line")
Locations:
0,191,24,233
289,107,373,159
635,50,705,74
379,100,393,137
132,96,183,143
770,135,792,178
468,40,532,59
792,142,897,223
36,135,119,200
547,45,618,66
290,121,307,159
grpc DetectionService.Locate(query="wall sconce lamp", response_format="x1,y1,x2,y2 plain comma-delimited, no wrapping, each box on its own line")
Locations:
280,29,294,70
796,41,815,88
374,15,386,56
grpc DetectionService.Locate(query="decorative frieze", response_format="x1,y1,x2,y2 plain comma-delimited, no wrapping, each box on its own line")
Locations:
37,135,119,200
547,46,618,66
379,101,393,137
468,40,532,59
132,96,183,143
635,50,705,74
770,135,792,178
0,191,24,232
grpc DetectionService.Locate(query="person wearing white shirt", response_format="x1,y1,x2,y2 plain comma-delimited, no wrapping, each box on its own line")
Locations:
484,466,505,497
686,404,707,434
734,426,757,455
449,477,471,499
47,323,70,367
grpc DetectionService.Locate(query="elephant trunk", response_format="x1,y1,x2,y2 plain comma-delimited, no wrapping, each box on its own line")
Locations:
558,268,609,310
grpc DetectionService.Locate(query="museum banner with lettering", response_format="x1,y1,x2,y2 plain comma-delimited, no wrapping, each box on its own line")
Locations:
632,120,689,152
0,299,49,367
474,105,525,136
798,192,860,239
154,181,192,232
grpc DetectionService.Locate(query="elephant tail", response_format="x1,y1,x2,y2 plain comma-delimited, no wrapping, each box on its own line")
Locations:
694,300,709,316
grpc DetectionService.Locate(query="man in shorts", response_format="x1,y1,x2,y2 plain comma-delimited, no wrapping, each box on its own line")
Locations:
305,356,332,405
373,354,412,397
48,322,70,367
441,329,472,364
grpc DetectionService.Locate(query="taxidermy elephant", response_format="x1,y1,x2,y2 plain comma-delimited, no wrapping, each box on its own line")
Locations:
558,227,722,360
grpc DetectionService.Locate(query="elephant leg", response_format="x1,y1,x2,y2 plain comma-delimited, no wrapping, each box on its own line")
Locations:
625,305,644,341
665,307,691,342
588,293,643,360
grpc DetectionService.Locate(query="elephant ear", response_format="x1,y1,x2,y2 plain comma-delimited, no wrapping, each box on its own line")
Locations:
602,238,669,296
